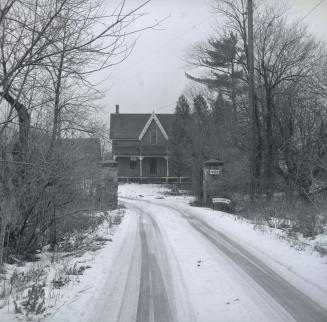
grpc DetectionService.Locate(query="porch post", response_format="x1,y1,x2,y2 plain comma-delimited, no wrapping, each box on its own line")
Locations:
165,156,169,177
139,156,144,177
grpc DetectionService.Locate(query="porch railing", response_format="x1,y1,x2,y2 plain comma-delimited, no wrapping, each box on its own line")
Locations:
118,176,192,184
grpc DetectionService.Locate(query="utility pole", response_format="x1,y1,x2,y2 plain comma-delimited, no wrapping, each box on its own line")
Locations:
247,0,257,199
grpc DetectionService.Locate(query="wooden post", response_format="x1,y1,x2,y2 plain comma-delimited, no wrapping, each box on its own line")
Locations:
139,156,143,177
165,156,169,177
0,214,7,267
248,0,257,198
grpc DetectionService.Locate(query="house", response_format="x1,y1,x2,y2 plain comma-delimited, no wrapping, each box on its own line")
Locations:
110,106,189,183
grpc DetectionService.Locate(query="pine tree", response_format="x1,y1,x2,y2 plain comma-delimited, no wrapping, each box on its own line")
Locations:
186,33,244,98
186,33,245,132
190,95,212,201
170,95,192,177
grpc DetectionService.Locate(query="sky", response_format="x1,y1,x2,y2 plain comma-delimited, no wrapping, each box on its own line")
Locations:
99,0,327,115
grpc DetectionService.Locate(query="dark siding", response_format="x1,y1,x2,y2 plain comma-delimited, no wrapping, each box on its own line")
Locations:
116,157,140,177
140,120,168,146
141,157,167,177
111,113,173,177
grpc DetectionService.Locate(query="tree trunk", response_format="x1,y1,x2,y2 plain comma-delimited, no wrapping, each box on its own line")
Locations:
247,0,258,199
2,91,30,162
254,95,263,193
265,91,274,199
0,213,7,267
49,205,57,251
47,50,65,160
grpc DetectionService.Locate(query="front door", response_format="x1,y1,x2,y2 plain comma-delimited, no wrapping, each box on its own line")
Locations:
149,158,157,176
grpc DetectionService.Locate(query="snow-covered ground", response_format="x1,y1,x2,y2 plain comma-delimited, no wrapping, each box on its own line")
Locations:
118,183,327,321
45,210,132,322
0,210,128,322
2,183,326,321
119,183,327,304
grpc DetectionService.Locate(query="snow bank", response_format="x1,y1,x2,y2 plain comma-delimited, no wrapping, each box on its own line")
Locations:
0,209,129,322
46,210,132,322
118,183,170,199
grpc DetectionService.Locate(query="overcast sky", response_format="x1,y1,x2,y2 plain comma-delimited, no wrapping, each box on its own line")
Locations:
100,0,327,115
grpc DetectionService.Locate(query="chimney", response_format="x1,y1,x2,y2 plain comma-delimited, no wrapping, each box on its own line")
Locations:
115,104,119,114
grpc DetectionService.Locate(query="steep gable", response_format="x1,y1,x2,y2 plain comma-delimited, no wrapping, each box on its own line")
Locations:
110,113,175,140
139,112,168,141
140,119,167,145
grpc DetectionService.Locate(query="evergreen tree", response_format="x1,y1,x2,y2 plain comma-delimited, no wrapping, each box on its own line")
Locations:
186,33,246,147
190,95,212,201
186,33,245,110
193,94,209,121
170,95,192,177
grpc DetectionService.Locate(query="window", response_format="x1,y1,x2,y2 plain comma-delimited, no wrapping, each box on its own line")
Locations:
130,157,137,169
150,128,157,145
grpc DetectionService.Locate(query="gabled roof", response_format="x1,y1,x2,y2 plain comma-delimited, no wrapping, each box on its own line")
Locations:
138,112,168,140
110,113,175,140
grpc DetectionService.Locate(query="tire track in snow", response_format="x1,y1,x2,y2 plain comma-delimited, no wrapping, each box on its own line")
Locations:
143,206,196,322
129,205,177,322
136,218,151,321
157,199,327,322
122,197,327,322
187,216,327,322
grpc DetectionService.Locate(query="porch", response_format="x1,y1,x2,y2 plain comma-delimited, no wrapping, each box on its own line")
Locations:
113,155,170,178
113,155,192,184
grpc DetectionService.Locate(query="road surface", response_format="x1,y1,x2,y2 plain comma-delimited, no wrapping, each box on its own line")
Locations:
90,196,327,322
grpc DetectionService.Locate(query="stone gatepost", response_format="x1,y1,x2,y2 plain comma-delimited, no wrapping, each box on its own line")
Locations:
203,159,224,205
97,160,119,210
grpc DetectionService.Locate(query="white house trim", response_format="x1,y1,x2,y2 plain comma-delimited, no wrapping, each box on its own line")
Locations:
138,111,169,141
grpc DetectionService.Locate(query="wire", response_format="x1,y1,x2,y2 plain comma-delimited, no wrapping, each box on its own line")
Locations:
113,1,326,114
155,101,176,112
154,0,327,114
301,0,325,20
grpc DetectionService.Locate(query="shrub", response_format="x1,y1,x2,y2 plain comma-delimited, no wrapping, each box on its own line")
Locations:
21,283,46,315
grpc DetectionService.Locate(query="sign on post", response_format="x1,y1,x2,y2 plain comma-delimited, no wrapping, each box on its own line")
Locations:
209,169,221,175
212,198,231,204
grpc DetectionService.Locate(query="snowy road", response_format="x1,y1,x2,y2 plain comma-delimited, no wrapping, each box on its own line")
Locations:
134,204,177,322
84,188,327,322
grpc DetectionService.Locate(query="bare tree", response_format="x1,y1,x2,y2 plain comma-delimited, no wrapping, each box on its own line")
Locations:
0,0,157,263
186,0,325,202
254,5,318,198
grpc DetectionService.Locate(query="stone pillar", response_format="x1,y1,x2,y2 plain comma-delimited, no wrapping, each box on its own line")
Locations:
203,159,224,205
98,160,119,210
